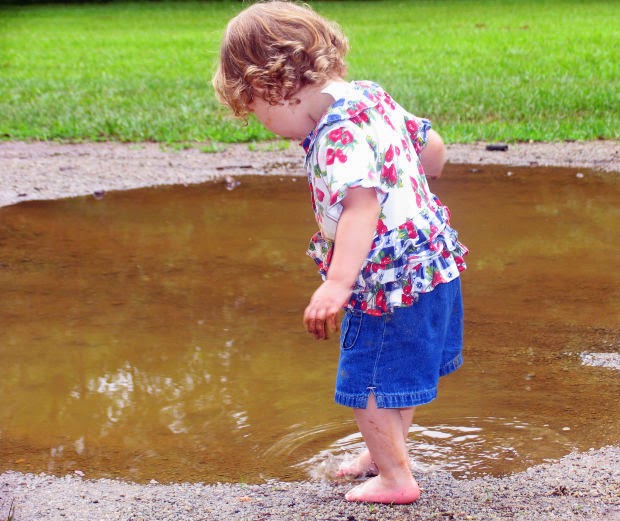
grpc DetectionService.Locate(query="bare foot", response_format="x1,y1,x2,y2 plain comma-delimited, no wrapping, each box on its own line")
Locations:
344,475,421,504
336,450,378,479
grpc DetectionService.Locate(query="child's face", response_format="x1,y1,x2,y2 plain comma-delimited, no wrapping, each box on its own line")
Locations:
249,97,317,141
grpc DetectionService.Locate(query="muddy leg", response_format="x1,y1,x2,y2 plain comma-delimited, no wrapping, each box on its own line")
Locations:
344,394,420,504
337,406,415,479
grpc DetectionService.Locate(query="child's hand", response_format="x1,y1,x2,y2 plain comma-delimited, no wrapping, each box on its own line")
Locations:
304,187,379,341
303,280,352,340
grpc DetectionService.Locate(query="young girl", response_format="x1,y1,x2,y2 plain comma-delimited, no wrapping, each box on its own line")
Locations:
213,1,467,505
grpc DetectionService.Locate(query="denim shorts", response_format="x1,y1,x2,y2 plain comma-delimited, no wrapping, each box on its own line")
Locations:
335,277,463,409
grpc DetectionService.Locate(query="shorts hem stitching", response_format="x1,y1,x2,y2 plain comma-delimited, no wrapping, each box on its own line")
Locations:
335,389,438,409
439,353,463,377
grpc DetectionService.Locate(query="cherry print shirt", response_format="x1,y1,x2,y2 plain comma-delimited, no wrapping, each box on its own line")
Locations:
302,81,468,315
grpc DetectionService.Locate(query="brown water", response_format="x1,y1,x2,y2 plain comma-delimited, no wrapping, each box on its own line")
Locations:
0,165,618,484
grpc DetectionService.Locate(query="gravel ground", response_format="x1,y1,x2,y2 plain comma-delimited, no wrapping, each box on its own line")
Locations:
1,140,619,521
1,448,619,521
1,140,618,208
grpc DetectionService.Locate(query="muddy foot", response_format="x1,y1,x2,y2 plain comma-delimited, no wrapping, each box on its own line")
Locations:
336,450,378,479
344,475,421,504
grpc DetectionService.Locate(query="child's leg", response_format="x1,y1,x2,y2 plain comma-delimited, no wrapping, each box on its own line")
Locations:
337,406,415,478
345,394,420,504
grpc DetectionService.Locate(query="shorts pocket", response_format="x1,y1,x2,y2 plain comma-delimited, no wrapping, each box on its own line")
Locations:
340,310,363,350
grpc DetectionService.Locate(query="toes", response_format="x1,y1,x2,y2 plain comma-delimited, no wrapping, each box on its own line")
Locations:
344,484,363,501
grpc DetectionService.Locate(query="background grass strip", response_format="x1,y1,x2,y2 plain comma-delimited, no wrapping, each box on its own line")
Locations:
1,0,618,143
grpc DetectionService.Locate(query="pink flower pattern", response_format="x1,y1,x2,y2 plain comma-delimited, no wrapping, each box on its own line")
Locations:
303,81,468,314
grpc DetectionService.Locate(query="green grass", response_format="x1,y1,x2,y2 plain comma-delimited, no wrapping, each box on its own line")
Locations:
0,0,618,143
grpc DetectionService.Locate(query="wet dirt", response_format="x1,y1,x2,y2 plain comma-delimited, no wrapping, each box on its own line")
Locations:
0,164,618,484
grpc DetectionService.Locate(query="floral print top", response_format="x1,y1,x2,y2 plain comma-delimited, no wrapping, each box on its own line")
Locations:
302,81,468,315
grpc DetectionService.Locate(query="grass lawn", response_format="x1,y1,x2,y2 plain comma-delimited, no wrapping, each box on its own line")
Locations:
1,0,618,143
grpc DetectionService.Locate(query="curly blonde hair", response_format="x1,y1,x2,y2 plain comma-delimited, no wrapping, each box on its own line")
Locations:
212,1,349,118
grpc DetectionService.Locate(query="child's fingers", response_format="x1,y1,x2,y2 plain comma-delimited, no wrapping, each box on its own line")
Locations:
304,308,339,341
326,312,339,337
304,307,332,340
317,320,327,340
303,308,321,339
311,319,327,340
304,317,320,339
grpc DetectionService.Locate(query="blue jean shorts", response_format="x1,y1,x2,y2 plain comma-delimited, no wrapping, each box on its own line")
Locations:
335,277,463,409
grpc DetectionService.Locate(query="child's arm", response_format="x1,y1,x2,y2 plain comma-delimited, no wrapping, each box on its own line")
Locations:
303,187,380,340
420,129,447,179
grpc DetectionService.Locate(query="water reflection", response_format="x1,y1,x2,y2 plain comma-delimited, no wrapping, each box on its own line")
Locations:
0,167,618,483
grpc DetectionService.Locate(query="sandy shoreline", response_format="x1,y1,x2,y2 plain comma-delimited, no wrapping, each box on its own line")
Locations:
1,139,618,208
1,140,619,520
1,446,619,521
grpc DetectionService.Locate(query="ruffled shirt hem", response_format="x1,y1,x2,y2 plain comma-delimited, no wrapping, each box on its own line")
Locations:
307,224,468,315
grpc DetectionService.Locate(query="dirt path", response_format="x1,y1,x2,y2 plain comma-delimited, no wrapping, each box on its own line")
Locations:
1,140,618,208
